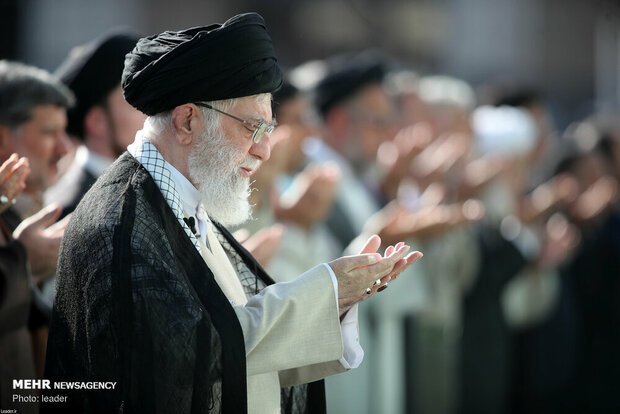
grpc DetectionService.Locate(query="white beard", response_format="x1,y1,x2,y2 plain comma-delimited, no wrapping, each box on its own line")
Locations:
188,128,260,226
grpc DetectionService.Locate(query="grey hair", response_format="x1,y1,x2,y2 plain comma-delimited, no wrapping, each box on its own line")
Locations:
384,70,420,97
0,60,74,128
143,92,272,138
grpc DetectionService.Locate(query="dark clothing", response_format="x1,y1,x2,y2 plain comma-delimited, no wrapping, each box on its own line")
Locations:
0,208,37,414
0,208,29,327
43,153,324,414
509,266,580,414
510,211,620,414
570,212,620,412
459,225,527,414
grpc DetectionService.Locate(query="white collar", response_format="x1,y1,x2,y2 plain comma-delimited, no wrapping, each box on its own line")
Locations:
74,145,113,177
127,131,201,251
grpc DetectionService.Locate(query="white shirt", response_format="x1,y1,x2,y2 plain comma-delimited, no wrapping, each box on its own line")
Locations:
75,145,114,178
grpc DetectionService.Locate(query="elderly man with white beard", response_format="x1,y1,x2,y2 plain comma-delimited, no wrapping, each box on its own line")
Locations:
43,13,422,414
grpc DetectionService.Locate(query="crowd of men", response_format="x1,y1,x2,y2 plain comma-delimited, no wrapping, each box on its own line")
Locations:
1,12,619,414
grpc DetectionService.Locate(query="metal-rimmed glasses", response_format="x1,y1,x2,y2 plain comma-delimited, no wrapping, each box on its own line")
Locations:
196,102,276,144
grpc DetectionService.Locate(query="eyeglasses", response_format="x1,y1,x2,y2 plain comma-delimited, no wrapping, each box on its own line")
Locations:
196,102,276,144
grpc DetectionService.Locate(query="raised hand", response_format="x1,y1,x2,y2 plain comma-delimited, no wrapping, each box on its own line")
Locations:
274,162,341,229
238,224,284,268
13,204,71,282
0,154,30,214
329,234,422,317
377,123,431,199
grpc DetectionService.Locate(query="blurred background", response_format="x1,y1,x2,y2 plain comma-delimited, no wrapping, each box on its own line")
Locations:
1,0,620,128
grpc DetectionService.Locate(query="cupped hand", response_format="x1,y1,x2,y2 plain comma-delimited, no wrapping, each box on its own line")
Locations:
0,154,30,213
329,235,423,317
13,204,71,282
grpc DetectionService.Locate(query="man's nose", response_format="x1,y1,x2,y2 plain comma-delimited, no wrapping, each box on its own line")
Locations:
56,130,70,157
249,132,271,162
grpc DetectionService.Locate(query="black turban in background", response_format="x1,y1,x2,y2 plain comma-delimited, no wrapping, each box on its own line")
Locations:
313,51,388,118
55,30,139,138
122,12,282,115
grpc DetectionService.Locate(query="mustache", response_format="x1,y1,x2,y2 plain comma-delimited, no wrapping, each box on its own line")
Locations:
240,157,261,170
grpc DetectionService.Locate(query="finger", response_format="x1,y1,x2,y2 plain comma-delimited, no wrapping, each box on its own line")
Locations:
0,153,19,182
384,244,410,260
12,157,30,178
364,274,392,298
5,159,29,197
384,245,394,257
385,259,408,282
382,244,411,269
29,203,62,229
45,213,72,237
406,251,423,264
387,251,424,282
358,245,410,284
358,234,381,255
362,273,393,298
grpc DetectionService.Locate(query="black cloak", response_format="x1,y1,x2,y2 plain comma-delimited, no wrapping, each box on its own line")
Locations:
43,153,325,414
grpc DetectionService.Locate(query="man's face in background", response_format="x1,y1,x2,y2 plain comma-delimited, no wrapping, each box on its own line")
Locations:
103,85,147,157
9,104,69,193
275,95,319,172
344,83,397,168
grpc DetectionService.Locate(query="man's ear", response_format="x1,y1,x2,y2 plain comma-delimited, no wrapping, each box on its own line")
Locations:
0,126,16,160
171,104,202,146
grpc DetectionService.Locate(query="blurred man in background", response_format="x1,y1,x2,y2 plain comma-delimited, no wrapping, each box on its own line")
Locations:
0,60,73,413
45,30,144,218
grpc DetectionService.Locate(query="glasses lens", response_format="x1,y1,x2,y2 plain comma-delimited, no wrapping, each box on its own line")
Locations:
253,122,269,143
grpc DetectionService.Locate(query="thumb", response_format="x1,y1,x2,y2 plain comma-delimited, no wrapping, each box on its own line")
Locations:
358,234,381,255
45,213,72,237
29,203,62,229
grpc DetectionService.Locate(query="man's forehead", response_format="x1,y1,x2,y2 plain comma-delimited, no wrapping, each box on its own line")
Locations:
27,104,67,129
234,95,273,120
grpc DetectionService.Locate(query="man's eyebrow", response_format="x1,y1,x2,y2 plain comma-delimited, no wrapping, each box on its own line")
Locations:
246,114,277,124
41,125,62,132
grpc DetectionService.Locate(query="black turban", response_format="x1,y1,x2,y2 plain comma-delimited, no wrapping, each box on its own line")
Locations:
122,12,282,115
55,30,139,138
314,51,387,118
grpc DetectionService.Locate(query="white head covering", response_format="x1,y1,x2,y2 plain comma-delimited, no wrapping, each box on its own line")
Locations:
473,105,538,156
